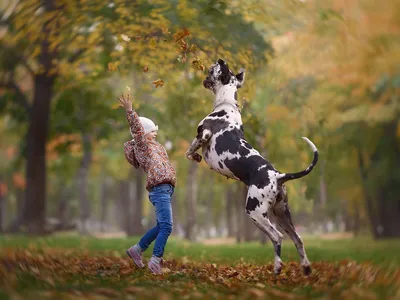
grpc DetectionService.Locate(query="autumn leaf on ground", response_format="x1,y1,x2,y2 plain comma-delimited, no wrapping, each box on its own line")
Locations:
152,79,164,88
173,29,190,42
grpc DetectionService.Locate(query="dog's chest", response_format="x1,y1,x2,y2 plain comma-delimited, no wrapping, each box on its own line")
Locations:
199,108,265,180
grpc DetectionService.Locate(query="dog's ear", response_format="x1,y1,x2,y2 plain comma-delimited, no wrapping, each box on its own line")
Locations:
235,68,245,88
218,58,231,85
220,73,231,85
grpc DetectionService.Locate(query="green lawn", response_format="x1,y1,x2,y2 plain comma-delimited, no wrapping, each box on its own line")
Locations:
0,235,399,299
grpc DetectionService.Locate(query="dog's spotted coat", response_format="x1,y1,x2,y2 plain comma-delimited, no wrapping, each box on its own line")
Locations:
186,59,318,275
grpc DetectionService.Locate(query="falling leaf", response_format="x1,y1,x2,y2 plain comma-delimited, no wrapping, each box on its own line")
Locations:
125,86,131,92
152,79,164,88
108,62,119,71
149,37,157,49
180,39,188,52
143,66,149,73
173,28,190,42
161,27,170,35
192,57,205,71
189,44,198,53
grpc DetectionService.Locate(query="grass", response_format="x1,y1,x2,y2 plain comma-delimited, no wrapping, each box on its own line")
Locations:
0,235,399,299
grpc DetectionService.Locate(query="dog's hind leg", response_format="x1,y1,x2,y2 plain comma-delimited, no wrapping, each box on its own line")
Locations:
245,185,284,275
273,186,311,275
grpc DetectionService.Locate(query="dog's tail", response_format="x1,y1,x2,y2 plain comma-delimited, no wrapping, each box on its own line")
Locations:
277,137,318,184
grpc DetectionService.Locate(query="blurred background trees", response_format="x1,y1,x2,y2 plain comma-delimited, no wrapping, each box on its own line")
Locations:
0,0,398,240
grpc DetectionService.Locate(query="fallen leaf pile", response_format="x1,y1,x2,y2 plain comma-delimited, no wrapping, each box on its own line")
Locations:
0,249,399,299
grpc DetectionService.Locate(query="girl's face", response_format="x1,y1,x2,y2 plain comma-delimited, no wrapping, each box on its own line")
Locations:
145,130,157,141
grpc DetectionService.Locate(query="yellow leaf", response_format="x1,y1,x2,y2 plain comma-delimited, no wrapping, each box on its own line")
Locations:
149,37,157,49
108,62,119,71
152,79,164,88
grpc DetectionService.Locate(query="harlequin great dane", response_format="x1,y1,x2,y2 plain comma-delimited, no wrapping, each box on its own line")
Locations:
185,59,318,275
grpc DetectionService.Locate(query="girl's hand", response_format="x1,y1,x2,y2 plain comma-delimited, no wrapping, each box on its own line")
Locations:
118,93,133,112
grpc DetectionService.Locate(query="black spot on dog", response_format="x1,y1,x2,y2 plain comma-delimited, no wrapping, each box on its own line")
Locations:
251,168,273,189
246,197,260,212
218,59,232,85
209,110,227,118
240,125,244,132
243,141,252,149
262,194,265,198
196,124,204,139
268,201,272,205
234,91,238,100
224,155,268,186
202,118,230,135
262,211,268,218
218,162,223,169
215,128,246,155
276,244,281,257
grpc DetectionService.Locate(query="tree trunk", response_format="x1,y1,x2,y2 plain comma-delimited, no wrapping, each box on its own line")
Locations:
130,168,144,235
56,185,70,229
206,174,215,238
22,75,55,234
0,178,5,232
100,176,108,233
358,122,400,239
77,134,92,235
226,184,234,237
235,183,243,243
21,0,58,234
171,189,178,235
242,185,256,242
184,163,198,241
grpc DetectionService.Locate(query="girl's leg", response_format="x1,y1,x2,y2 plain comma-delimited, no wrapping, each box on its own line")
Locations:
151,185,174,258
138,222,160,251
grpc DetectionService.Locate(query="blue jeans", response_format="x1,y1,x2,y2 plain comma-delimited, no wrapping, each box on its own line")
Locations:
138,184,174,258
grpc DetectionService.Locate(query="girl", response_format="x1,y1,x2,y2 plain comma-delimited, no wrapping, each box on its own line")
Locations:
119,93,177,275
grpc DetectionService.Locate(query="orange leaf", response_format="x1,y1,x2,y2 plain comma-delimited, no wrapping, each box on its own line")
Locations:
152,79,164,88
173,28,190,42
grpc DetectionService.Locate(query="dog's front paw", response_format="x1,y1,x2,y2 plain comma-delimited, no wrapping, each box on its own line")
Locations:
192,153,202,163
186,151,194,161
186,151,202,163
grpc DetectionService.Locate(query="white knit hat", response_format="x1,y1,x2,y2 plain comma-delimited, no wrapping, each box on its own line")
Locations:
138,117,158,134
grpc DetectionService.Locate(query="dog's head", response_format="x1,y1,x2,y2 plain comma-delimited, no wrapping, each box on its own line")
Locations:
203,59,245,94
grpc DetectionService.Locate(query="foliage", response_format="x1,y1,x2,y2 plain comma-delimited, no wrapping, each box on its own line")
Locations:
0,236,400,299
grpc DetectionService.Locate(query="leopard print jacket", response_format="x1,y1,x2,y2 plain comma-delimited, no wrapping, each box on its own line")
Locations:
124,110,177,191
